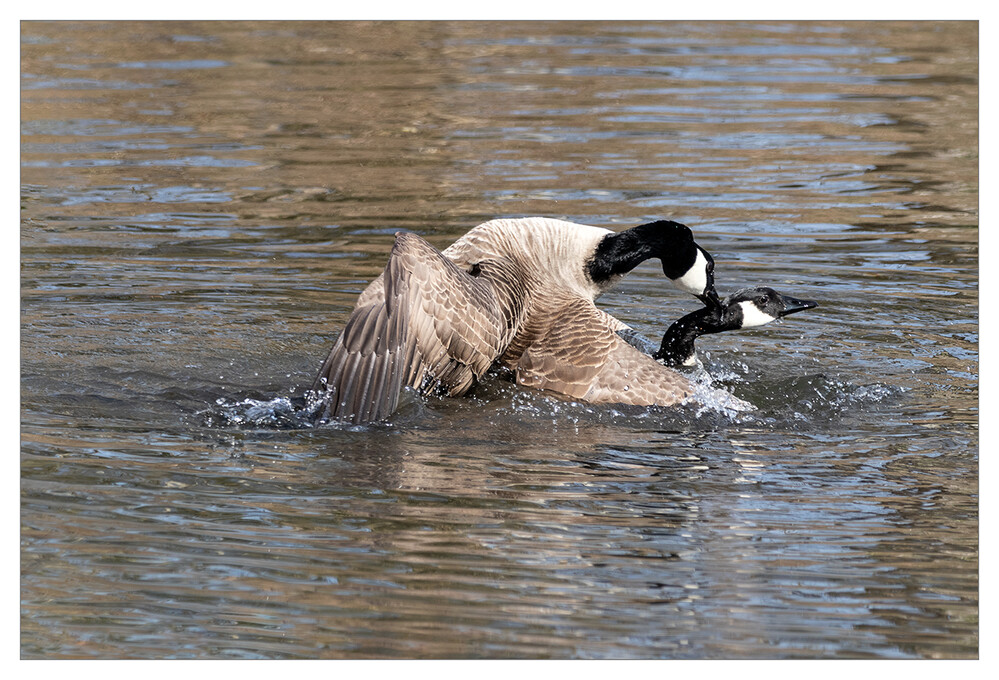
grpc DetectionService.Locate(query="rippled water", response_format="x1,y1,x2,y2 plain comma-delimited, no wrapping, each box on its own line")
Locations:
21,21,978,659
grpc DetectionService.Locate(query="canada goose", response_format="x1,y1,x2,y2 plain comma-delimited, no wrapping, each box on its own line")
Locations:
310,217,721,424
617,286,818,368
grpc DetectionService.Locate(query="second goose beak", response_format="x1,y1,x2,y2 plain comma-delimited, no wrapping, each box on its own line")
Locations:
777,293,818,318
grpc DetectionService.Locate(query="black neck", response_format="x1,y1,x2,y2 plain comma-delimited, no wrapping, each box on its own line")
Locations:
653,305,735,367
653,308,708,366
587,220,694,283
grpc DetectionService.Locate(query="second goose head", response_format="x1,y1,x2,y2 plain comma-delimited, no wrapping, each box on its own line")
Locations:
587,220,719,305
653,286,817,367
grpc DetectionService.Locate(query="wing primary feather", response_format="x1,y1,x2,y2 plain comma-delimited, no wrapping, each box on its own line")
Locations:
333,351,362,419
350,352,378,422
312,230,517,424
365,350,391,421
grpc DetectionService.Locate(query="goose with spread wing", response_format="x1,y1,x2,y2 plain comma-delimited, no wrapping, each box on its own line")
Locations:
310,216,722,424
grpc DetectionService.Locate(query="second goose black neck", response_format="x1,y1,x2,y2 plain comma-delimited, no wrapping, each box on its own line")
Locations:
653,306,732,367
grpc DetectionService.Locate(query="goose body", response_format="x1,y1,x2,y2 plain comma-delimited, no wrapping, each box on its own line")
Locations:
311,217,721,424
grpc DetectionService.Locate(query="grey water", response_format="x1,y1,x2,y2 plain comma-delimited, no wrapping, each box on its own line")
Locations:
21,21,977,659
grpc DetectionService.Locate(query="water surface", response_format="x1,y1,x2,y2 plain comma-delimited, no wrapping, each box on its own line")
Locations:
21,20,977,659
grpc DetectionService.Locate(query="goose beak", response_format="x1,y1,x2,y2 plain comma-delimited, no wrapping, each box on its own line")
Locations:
698,287,721,308
778,293,818,317
697,254,720,308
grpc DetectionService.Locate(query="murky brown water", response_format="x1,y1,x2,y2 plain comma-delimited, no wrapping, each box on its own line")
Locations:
21,21,977,658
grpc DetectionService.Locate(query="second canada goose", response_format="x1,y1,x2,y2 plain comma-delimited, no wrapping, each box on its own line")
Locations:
619,286,818,367
310,216,722,424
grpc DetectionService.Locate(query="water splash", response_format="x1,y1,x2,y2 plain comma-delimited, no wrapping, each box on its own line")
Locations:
201,395,316,429
198,361,903,433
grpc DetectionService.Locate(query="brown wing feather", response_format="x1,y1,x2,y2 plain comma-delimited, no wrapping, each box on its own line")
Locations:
312,232,517,424
515,297,695,406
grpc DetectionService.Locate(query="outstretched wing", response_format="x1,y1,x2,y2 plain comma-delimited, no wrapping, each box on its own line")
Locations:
312,231,517,424
515,297,695,406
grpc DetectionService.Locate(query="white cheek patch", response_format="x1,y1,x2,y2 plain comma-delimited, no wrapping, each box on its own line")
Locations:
739,300,777,328
674,249,708,296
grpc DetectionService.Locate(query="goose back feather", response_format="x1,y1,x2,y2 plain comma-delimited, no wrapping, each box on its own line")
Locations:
515,297,694,405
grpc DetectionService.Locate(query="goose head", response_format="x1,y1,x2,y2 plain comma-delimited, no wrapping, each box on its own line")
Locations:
722,286,817,329
668,241,718,306
587,219,720,305
653,286,817,367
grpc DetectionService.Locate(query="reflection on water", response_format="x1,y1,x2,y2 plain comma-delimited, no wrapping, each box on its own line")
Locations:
21,21,977,659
